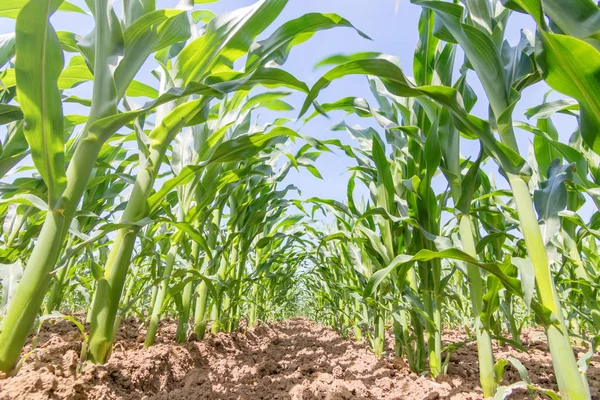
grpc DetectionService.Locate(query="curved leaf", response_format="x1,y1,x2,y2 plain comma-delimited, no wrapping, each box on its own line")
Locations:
536,32,600,155
245,12,370,71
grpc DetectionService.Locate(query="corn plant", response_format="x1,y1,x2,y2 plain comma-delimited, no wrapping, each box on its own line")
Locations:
0,0,367,371
299,1,598,398
0,1,598,399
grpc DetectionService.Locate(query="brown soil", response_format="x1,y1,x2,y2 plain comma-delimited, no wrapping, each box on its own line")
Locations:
0,317,598,399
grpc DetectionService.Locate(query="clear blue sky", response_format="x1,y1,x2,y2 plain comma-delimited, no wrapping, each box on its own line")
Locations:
0,0,581,214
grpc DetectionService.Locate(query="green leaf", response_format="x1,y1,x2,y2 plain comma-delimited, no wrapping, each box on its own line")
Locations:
304,164,323,179
314,51,381,69
494,359,508,384
0,193,48,210
524,99,579,120
148,98,209,145
512,257,535,309
88,83,223,142
205,67,309,93
89,67,307,142
147,168,240,214
241,91,293,113
416,1,509,118
16,0,66,209
58,56,93,89
56,31,82,53
0,105,23,125
502,0,600,43
174,0,288,85
0,33,16,68
299,57,526,174
534,159,574,243
126,80,159,98
38,312,86,338
0,0,87,19
414,8,438,86
115,9,190,98
456,152,484,215
191,10,216,24
0,123,28,178
536,32,600,155
304,96,371,122
516,121,588,184
245,12,370,71
207,127,299,164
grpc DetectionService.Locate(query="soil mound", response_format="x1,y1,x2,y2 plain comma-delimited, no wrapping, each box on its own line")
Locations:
0,317,598,399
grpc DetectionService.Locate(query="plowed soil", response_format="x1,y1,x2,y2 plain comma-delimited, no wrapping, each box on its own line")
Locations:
0,317,598,399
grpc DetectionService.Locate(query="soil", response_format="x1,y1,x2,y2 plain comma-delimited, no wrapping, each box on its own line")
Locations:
0,317,598,399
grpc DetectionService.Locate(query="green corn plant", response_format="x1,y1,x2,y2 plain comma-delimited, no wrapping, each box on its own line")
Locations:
418,1,592,397
0,0,368,370
84,0,368,363
298,1,595,398
0,0,194,373
0,2,598,399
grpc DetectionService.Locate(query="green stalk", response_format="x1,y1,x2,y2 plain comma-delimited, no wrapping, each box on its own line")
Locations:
248,250,262,328
193,208,220,338
43,252,76,315
0,129,107,373
343,301,351,337
256,283,265,326
43,234,75,315
222,238,239,332
149,285,159,320
228,244,247,332
87,228,139,363
248,284,259,328
0,211,64,372
459,215,497,398
407,265,425,372
414,228,441,377
193,281,209,338
353,297,363,342
509,175,590,400
86,77,209,361
421,261,440,376
177,241,200,343
210,300,221,334
373,306,385,357
221,294,231,332
376,313,385,357
176,279,193,343
145,242,179,347
0,0,146,371
393,316,403,358
399,309,416,368
87,144,164,362
504,291,520,344
211,256,227,335
432,258,442,377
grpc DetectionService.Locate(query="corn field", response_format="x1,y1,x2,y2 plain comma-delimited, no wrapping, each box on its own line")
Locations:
0,0,599,399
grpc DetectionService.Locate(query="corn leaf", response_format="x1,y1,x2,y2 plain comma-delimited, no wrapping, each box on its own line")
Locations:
535,32,600,155
245,12,370,71
0,0,86,19
0,33,16,68
174,0,288,85
300,58,526,175
15,0,66,209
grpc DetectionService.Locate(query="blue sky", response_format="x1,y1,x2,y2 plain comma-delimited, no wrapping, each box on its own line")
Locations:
0,0,581,214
